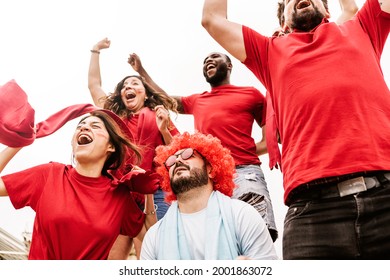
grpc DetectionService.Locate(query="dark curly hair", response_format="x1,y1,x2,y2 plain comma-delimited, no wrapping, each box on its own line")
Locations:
154,132,236,202
102,75,178,118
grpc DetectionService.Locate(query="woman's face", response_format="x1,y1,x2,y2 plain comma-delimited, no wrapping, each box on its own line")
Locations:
120,76,147,113
71,116,115,165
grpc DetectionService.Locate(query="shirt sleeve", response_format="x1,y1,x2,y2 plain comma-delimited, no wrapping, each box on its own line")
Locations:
180,94,199,114
233,200,279,260
357,0,390,59
1,163,54,211
242,25,272,90
140,221,161,260
120,192,146,238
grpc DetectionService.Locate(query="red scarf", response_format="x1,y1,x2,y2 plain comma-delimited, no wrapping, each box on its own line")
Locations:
0,80,97,147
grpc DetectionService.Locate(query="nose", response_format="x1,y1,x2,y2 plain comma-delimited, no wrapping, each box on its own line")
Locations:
204,57,212,65
79,124,91,131
124,83,134,90
175,155,183,164
169,159,185,174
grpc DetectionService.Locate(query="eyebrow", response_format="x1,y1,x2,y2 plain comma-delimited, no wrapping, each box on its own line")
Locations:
78,120,103,126
203,53,221,63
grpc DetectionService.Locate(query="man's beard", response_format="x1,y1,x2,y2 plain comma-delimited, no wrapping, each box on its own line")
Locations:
170,162,209,196
204,63,229,86
290,5,324,32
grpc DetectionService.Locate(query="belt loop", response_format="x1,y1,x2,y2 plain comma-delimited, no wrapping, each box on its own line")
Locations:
377,172,390,184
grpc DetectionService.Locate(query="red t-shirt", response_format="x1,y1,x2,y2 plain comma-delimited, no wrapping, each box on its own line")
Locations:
181,85,265,166
243,0,390,203
2,162,145,259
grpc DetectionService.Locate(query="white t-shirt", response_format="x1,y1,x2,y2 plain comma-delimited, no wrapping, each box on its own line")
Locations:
141,198,278,260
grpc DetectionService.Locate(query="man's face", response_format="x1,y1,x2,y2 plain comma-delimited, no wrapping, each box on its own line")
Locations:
283,0,329,32
202,52,230,85
166,148,210,195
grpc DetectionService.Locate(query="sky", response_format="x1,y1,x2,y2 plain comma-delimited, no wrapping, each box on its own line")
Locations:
0,0,388,259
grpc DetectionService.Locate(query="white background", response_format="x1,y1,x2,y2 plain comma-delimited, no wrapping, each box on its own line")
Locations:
0,0,389,259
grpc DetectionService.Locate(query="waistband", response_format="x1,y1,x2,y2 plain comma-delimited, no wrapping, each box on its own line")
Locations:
235,164,261,169
286,171,390,206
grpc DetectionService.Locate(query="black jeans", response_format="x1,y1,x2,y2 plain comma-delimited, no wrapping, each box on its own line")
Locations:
283,179,390,259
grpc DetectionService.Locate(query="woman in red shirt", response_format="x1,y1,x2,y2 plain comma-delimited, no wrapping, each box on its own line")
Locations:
88,38,180,259
0,109,157,259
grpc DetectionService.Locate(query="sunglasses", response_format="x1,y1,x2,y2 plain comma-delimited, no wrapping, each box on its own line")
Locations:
164,148,198,169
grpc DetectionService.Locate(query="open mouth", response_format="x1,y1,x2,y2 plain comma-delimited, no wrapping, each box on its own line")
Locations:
296,0,311,9
77,134,93,145
206,63,215,71
205,63,216,76
125,91,136,100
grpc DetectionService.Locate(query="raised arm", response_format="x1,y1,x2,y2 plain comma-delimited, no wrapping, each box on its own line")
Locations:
128,53,167,94
128,53,185,113
88,38,111,108
381,0,390,13
0,147,23,196
202,0,247,62
336,0,359,24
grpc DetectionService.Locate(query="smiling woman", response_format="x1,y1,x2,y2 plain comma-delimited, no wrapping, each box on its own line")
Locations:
88,39,180,220
0,86,159,259
87,38,183,259
71,111,141,177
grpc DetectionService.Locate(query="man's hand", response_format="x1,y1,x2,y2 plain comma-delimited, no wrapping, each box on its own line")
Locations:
128,53,143,73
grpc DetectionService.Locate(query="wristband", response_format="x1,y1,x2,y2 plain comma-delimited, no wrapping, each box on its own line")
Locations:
144,204,158,215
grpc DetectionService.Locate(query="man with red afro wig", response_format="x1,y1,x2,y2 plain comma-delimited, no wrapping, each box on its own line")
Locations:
141,132,277,260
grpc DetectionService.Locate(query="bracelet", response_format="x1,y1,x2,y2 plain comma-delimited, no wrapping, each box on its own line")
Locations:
144,204,158,215
90,49,100,54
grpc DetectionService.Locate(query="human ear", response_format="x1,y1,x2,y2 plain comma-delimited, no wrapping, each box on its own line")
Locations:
107,143,116,153
207,163,214,179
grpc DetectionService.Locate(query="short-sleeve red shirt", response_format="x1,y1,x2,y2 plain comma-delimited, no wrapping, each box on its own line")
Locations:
243,0,390,203
181,84,265,166
3,162,145,259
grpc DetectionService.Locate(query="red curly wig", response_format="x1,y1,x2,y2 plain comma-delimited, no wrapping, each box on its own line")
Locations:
154,132,236,202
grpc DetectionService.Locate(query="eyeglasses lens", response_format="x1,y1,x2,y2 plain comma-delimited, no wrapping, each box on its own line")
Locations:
165,148,194,168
